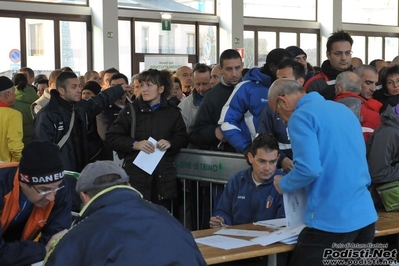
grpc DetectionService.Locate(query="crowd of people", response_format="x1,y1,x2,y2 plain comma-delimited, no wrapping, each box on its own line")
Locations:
0,28,398,265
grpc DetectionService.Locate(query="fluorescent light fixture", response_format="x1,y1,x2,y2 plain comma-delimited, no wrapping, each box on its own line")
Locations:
161,13,172,20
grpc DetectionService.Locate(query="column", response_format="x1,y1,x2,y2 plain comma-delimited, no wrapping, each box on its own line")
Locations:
317,0,342,64
89,0,119,71
217,0,244,53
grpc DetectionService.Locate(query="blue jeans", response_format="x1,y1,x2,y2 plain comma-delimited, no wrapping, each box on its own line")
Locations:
289,223,375,266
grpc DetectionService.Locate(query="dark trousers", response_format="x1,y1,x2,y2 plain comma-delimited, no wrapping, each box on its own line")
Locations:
289,223,375,266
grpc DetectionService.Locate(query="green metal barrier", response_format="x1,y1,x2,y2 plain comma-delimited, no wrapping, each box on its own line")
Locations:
174,149,248,229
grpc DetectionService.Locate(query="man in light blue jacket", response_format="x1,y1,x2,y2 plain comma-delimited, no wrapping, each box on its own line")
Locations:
269,79,377,266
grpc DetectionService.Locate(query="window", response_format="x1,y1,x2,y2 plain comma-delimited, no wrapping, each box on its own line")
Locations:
247,27,319,67
351,36,366,63
368,37,383,63
187,33,195,54
244,31,254,68
199,25,217,65
60,21,87,75
118,0,215,14
135,21,195,54
0,17,20,79
279,32,297,49
386,37,399,62
11,0,86,4
244,0,316,21
142,27,149,53
26,18,55,72
342,0,398,26
350,32,398,64
300,33,317,67
258,31,276,67
29,23,44,56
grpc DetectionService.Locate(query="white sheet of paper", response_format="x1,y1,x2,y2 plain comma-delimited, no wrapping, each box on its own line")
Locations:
283,188,307,228
280,235,298,245
250,224,306,246
133,137,166,175
253,218,287,229
214,228,270,237
195,235,258,250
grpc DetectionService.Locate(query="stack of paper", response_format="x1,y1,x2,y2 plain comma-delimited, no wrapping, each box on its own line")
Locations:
196,188,308,249
250,224,306,246
195,235,257,250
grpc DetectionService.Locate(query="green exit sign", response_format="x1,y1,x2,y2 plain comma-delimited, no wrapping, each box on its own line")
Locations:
162,19,171,31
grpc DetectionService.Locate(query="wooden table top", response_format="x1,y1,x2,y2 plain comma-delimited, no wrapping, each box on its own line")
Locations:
192,211,399,265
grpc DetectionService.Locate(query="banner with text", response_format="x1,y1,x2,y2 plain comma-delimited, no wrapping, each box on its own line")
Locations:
144,55,189,71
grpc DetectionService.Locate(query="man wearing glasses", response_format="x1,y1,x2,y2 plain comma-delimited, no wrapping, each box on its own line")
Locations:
0,140,71,266
305,30,354,100
269,79,377,266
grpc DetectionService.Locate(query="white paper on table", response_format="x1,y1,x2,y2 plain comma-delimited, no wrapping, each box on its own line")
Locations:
283,188,307,228
253,218,287,229
195,235,258,250
133,137,166,175
280,235,298,245
250,224,306,246
214,228,270,237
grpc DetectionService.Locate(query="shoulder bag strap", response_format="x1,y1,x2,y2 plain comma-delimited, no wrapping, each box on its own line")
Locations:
129,103,136,139
57,109,75,149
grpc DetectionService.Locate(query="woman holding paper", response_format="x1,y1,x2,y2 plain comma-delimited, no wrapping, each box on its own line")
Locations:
106,69,189,212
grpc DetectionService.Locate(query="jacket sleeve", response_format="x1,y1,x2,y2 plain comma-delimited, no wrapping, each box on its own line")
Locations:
214,176,237,225
32,109,56,143
220,83,251,153
8,111,24,162
189,96,219,149
84,85,125,119
0,232,46,266
105,106,135,156
367,129,399,183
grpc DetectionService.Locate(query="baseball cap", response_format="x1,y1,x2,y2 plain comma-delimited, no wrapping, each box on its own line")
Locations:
76,161,129,193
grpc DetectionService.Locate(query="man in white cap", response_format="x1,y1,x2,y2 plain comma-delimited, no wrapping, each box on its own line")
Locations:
44,160,206,266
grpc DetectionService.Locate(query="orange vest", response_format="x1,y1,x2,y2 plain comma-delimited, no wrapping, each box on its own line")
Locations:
0,162,54,241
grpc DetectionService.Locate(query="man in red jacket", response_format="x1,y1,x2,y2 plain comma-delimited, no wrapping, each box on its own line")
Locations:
334,71,381,142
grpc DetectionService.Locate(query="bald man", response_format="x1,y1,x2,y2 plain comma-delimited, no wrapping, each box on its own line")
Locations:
175,66,193,96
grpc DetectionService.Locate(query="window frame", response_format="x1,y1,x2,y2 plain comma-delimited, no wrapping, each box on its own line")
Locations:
244,25,320,67
0,10,92,72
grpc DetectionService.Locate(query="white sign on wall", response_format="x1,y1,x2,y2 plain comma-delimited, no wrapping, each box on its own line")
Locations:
144,55,189,72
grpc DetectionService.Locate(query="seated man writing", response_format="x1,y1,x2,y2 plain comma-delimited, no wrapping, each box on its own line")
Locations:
0,140,71,266
210,133,285,228
44,161,206,266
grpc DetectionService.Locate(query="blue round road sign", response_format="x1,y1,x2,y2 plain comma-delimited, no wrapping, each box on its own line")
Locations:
9,49,21,63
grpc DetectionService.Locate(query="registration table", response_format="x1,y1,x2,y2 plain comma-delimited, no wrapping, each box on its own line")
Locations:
192,212,399,265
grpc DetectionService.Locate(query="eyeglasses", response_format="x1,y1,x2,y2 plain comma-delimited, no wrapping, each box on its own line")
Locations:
386,79,399,87
31,185,65,196
329,51,352,57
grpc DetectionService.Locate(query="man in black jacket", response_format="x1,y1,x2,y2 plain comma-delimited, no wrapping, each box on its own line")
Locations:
32,71,132,172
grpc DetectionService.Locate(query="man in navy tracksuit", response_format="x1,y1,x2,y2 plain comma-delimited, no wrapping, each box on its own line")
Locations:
209,133,285,227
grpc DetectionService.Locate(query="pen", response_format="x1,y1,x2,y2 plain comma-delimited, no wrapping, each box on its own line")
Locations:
216,215,225,227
